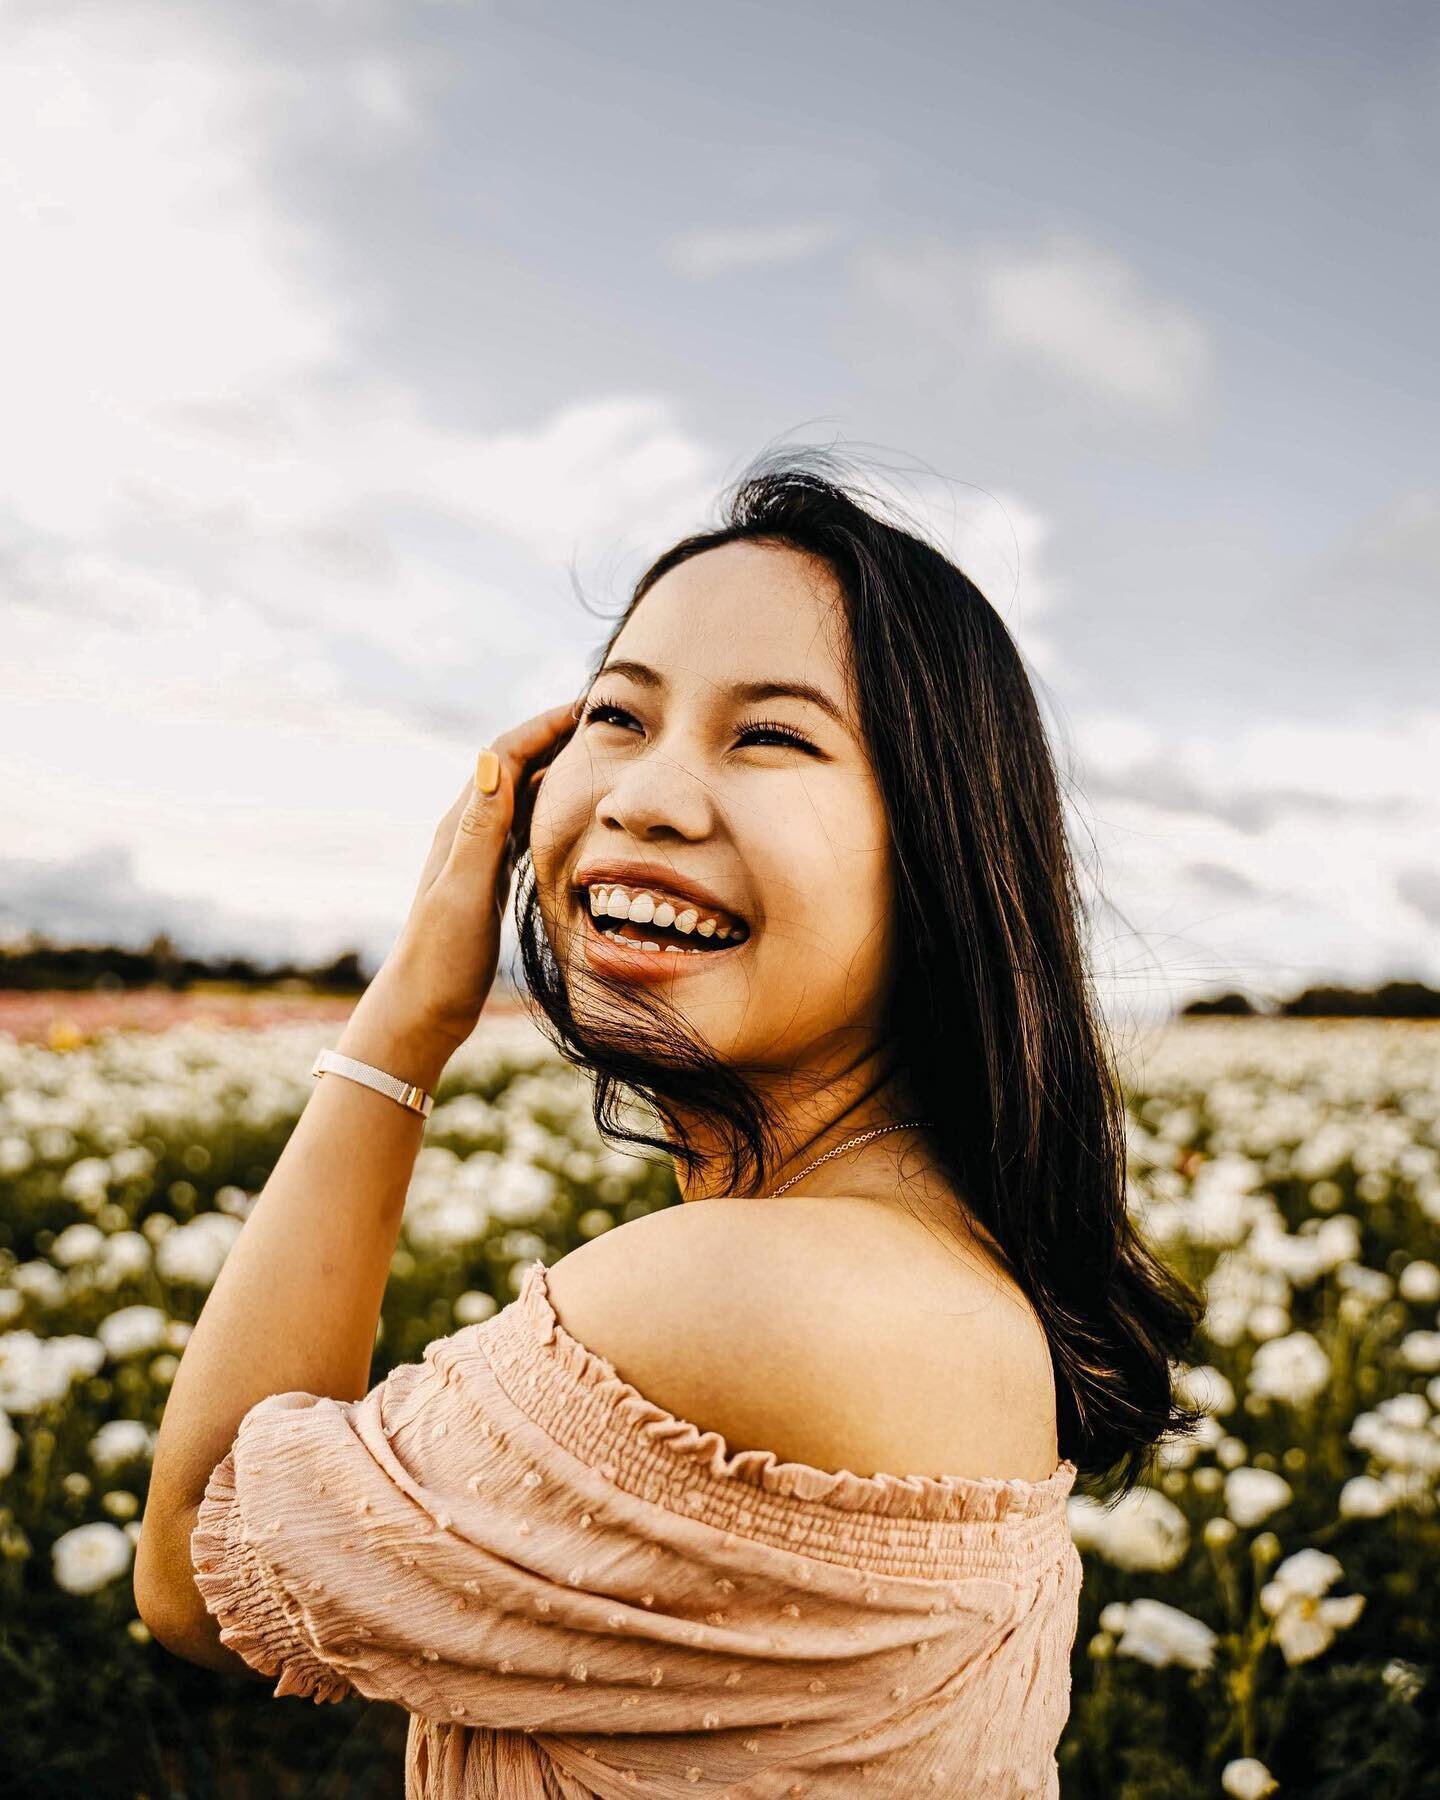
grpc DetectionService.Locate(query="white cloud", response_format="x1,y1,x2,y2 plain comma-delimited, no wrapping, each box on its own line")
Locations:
1067,708,1440,1018
664,220,846,279
0,0,724,968
851,229,1212,415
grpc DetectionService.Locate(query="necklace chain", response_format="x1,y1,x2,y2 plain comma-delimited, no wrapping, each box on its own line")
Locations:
761,1120,936,1199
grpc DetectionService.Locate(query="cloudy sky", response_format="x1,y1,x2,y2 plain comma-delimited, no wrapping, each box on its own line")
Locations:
3,0,1437,1026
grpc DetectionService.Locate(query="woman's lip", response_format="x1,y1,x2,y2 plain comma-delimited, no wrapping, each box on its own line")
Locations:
576,902,747,978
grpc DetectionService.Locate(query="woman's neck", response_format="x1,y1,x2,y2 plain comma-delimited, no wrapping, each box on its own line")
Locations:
668,1044,929,1204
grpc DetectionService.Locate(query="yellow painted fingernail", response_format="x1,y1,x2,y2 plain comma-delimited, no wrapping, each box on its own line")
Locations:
474,748,501,796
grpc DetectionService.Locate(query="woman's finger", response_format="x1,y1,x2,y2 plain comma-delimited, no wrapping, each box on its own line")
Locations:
445,701,579,873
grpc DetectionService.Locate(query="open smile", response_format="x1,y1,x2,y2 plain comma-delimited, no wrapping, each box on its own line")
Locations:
573,883,751,980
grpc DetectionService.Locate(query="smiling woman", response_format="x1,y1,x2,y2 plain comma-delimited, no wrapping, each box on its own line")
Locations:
155,446,1206,1800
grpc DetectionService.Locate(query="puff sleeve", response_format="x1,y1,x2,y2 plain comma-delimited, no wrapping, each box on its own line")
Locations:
188,1261,1075,1794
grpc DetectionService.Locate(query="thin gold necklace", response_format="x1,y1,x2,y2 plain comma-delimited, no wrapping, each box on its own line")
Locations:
761,1121,936,1199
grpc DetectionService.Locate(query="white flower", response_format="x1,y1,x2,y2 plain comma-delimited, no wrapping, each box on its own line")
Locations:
1398,1259,1440,1305
88,1418,158,1473
1224,1466,1293,1527
1264,1547,1342,1599
0,1409,19,1480
1260,1547,1366,1665
1247,1304,1292,1342
1399,1331,1440,1373
1379,1392,1429,1430
98,1232,152,1283
1177,1363,1236,1416
10,1261,66,1308
0,1291,21,1325
488,1158,556,1224
51,1520,134,1594
51,1223,107,1267
1381,1658,1425,1702
1248,1331,1331,1405
97,1306,169,1361
1222,1758,1279,1799
1067,1486,1189,1572
0,1331,105,1413
59,1157,112,1206
453,1290,498,1326
1338,1474,1394,1518
155,1213,241,1287
1112,1597,1218,1671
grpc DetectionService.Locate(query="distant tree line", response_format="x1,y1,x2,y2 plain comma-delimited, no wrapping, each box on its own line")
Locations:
0,932,374,994
1182,980,1440,1019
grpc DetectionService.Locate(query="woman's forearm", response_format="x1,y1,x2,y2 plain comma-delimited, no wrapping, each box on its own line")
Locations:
135,986,456,1608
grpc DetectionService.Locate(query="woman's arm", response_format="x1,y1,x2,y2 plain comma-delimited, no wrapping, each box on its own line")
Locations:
133,705,576,1653
133,985,455,1640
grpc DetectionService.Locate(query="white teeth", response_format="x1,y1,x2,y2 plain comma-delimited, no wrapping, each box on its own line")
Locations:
584,884,748,942
663,943,681,953
641,939,660,952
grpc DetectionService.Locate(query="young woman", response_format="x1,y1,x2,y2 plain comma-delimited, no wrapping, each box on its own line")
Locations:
136,453,1204,1797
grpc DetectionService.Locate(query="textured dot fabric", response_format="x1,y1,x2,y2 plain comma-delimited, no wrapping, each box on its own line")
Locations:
190,1258,1082,1797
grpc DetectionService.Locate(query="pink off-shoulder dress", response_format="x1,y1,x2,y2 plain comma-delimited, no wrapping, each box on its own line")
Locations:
190,1259,1082,1798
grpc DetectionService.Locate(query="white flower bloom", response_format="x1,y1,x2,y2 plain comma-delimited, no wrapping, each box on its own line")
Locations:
1113,1597,1218,1671
51,1520,134,1594
51,1223,107,1267
0,1332,105,1413
1381,1659,1425,1702
1224,1466,1293,1527
88,1418,158,1473
1398,1259,1440,1305
1259,1547,1366,1665
488,1158,556,1224
1263,1547,1342,1601
1379,1392,1430,1430
1176,1363,1236,1415
1222,1758,1278,1799
1338,1474,1394,1518
453,1290,498,1326
0,1291,21,1326
1247,1303,1292,1342
1067,1486,1189,1572
154,1212,241,1287
1274,1590,1366,1665
10,1261,66,1308
1399,1331,1440,1373
98,1232,152,1282
1248,1331,1331,1404
97,1305,169,1360
0,1408,18,1480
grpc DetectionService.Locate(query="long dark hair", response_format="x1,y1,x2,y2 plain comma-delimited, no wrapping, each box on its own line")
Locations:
514,446,1206,1490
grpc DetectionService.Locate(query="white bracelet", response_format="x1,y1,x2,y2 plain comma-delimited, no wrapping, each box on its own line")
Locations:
310,1047,435,1119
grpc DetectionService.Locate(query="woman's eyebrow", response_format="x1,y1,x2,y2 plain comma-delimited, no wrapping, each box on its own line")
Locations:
596,659,848,729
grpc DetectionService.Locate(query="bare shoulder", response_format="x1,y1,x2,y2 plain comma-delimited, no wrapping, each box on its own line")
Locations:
543,1197,1061,1483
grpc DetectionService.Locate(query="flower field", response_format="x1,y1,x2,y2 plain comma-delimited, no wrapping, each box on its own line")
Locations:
1,1012,1436,1797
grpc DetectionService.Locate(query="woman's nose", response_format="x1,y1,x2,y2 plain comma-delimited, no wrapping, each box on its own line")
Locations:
595,747,713,841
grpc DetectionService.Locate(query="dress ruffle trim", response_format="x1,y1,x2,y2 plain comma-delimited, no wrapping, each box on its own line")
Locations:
190,1444,351,1705
509,1258,1077,1525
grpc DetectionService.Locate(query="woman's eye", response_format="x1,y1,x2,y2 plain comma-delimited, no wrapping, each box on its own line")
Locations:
582,700,641,731
735,718,819,754
580,699,817,756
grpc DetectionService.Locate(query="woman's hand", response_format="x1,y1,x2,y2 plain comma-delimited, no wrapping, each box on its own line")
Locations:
357,701,578,1064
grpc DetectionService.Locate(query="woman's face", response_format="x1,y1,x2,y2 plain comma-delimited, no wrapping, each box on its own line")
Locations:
528,540,898,1074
